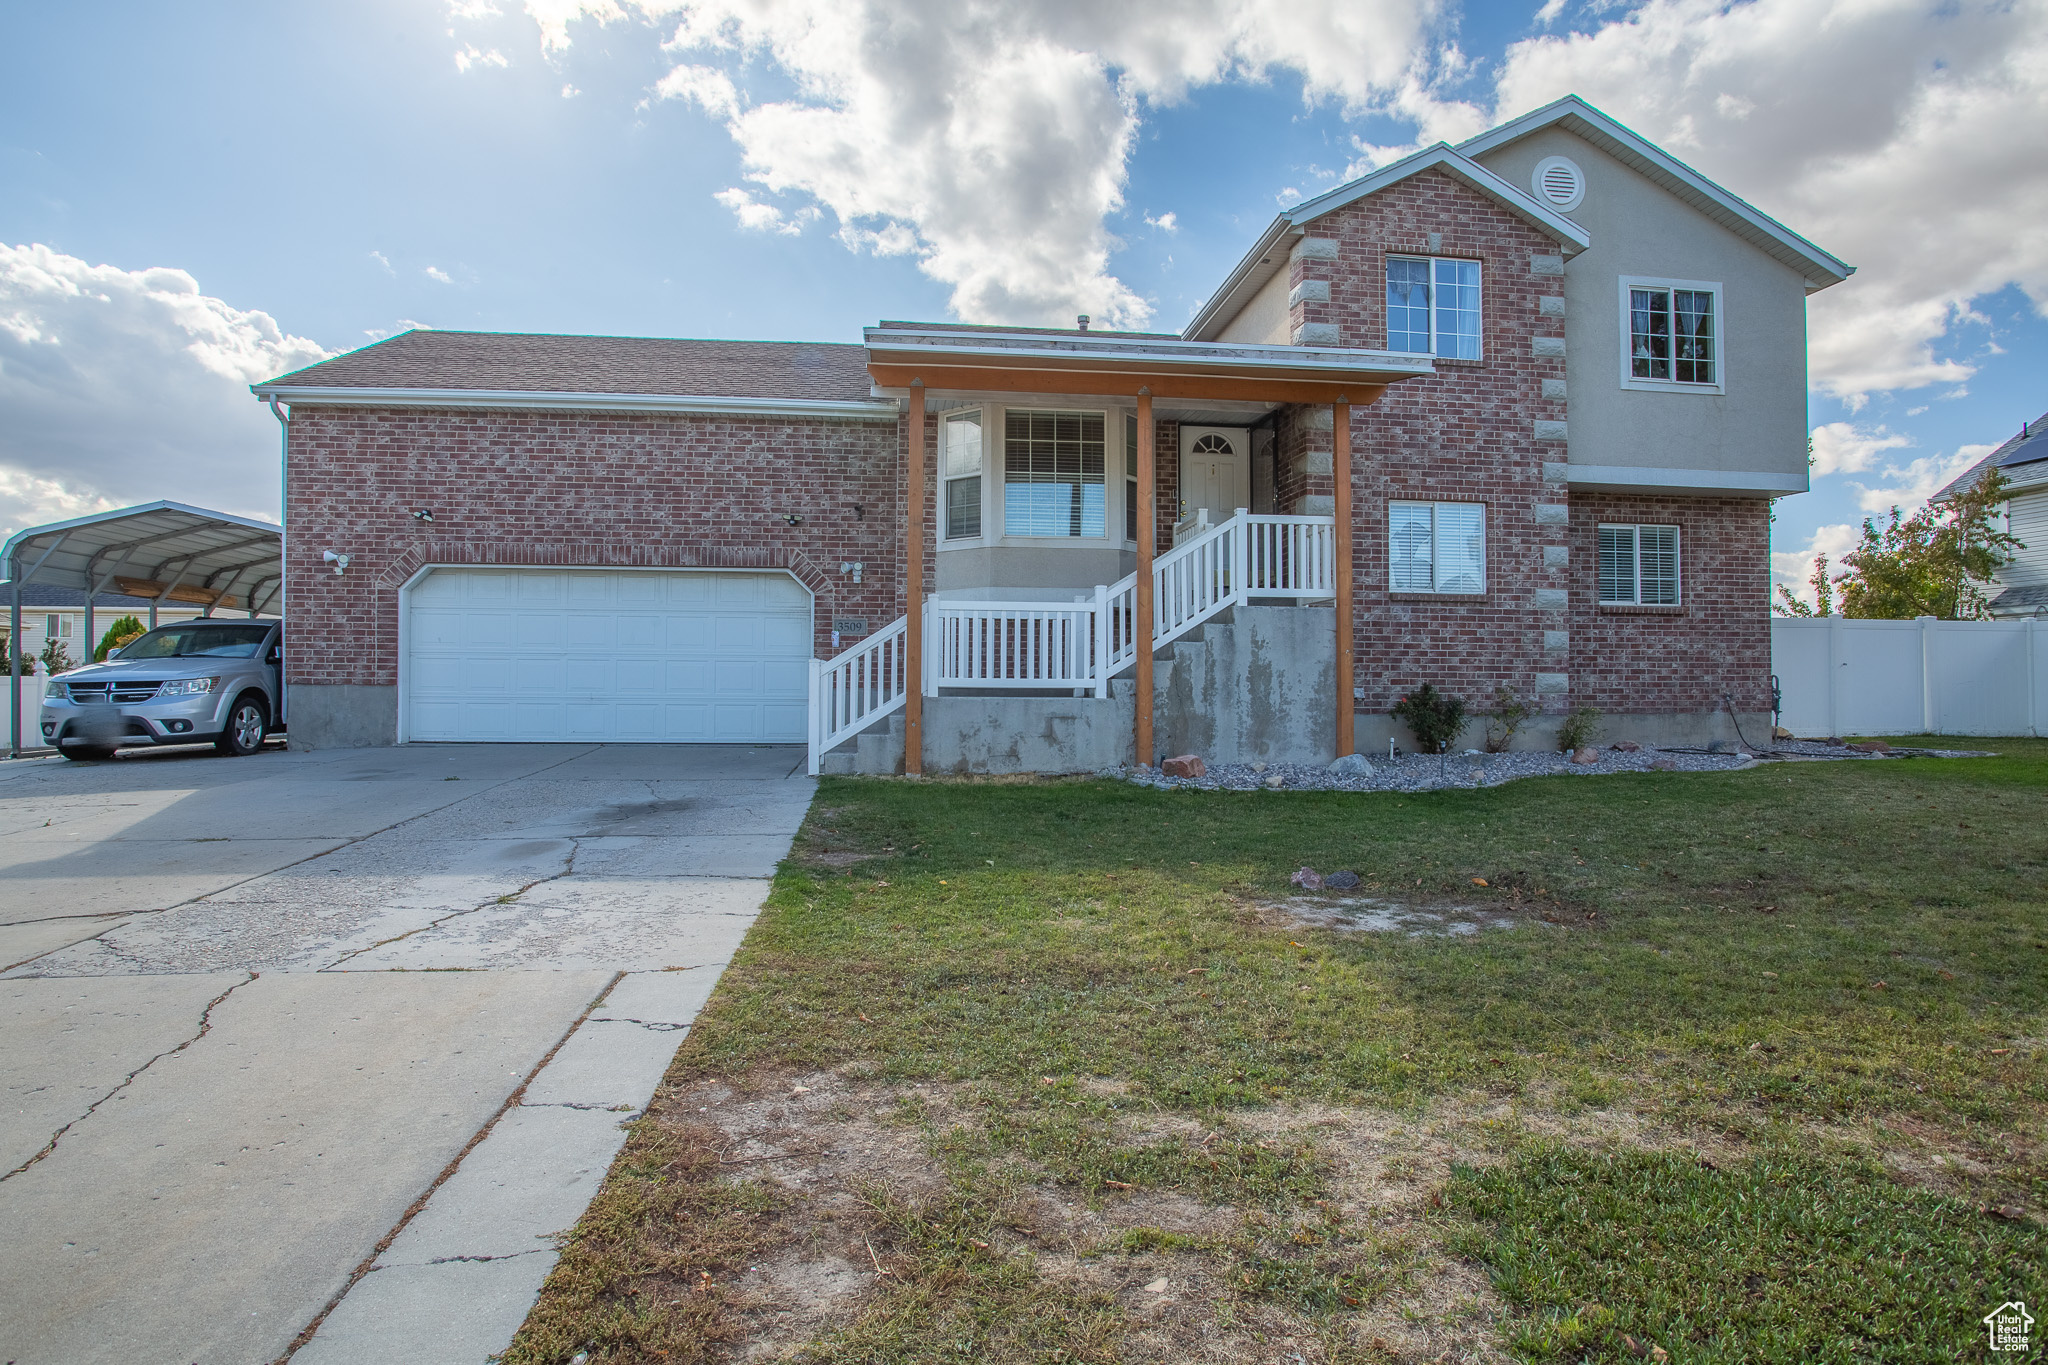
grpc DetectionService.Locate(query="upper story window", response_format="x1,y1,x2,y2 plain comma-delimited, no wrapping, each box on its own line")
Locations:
1621,277,1722,392
1386,256,1482,359
1004,410,1105,538
943,410,982,540
1389,500,1486,594
1598,523,1681,605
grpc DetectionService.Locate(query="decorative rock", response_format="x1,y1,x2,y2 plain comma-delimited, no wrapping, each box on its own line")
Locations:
1291,866,1324,890
1612,740,1641,752
1162,754,1206,778
1570,747,1600,765
1329,753,1375,778
1264,774,1286,789
1325,870,1361,890
1848,739,1890,753
1250,761,1268,774
1772,726,1794,741
1650,757,1679,772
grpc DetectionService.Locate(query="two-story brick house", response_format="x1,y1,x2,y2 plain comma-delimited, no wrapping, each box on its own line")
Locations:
256,95,1851,772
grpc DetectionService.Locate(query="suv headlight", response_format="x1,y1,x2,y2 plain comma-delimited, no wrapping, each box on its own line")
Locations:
44,680,67,700
157,677,218,697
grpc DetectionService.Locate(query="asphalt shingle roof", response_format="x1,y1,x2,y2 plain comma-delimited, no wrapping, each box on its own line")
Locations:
1934,409,2048,502
261,330,875,401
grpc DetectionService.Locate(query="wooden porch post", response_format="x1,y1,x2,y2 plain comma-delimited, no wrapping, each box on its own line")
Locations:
1135,389,1156,767
1332,398,1355,759
904,381,925,775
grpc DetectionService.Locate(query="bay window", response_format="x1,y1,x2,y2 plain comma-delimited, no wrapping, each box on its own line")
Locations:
1004,410,1106,538
943,410,982,540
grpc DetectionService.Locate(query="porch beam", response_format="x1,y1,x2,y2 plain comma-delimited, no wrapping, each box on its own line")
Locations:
869,364,1384,408
1332,399,1355,760
1135,390,1155,768
904,382,926,776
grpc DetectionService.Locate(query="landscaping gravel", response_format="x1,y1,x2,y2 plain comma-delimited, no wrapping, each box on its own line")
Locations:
1109,737,1992,793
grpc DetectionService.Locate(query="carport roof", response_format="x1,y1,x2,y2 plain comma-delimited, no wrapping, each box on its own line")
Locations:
3,502,283,618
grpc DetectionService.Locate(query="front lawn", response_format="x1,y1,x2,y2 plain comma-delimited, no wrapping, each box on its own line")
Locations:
508,738,2047,1364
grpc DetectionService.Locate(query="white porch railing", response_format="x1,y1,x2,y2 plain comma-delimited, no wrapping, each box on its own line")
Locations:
808,614,909,769
807,509,1334,772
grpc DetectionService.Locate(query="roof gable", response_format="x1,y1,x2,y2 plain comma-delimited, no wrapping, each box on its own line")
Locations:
1456,95,1853,292
1935,410,2048,503
1184,145,1588,342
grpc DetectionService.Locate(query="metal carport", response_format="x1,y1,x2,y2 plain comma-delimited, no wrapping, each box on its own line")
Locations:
4,502,282,757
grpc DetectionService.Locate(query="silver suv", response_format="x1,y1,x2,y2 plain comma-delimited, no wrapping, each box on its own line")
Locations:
41,619,284,761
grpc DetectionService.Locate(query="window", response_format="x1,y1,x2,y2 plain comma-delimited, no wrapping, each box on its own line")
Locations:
1386,256,1482,359
1598,524,1680,605
1124,412,1140,542
46,615,72,640
1388,501,1485,594
1004,410,1105,538
1621,277,1721,390
943,410,982,540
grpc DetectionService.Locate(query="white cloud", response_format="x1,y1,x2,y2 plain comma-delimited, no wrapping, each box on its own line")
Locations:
454,44,510,72
1771,520,1859,603
1808,421,1910,479
0,243,328,545
562,83,581,98
1488,0,2048,403
424,265,454,284
713,187,807,236
496,0,1455,327
1145,211,1179,233
369,249,395,275
1849,443,1993,516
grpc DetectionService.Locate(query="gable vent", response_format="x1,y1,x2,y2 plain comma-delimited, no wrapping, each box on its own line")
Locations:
1532,155,1585,212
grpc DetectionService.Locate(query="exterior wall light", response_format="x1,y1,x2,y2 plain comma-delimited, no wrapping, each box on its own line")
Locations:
323,551,351,575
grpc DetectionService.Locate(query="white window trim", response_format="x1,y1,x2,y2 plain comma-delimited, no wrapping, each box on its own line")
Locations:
1387,500,1488,595
994,404,1116,545
940,407,988,546
1597,522,1683,605
1618,275,1725,395
1386,255,1485,361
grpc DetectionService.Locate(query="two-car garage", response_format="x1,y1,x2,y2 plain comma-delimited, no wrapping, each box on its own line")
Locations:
402,568,812,744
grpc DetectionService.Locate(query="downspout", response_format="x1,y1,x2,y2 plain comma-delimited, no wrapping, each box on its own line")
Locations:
269,396,289,726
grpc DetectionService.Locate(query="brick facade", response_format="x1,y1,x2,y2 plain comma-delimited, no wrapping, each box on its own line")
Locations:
284,407,907,688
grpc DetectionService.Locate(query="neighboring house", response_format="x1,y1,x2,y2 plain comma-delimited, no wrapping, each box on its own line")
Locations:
254,94,1850,772
1932,410,2048,618
2,587,217,665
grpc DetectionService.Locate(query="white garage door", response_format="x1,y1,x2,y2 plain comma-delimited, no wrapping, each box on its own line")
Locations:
404,569,812,743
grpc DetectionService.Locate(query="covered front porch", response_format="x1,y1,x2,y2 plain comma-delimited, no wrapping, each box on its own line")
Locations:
807,325,1433,775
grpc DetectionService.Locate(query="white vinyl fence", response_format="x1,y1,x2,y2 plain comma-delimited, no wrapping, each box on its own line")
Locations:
1772,616,2046,738
10,662,49,753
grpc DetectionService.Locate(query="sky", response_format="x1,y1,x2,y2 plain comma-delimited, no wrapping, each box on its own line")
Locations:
3,0,2045,605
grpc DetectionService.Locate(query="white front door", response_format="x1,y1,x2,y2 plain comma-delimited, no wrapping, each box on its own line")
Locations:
1179,426,1251,524
403,568,812,743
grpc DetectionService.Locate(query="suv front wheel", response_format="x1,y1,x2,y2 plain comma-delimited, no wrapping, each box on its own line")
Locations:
216,695,269,756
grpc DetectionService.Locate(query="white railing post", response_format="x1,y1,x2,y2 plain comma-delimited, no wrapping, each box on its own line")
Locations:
1234,507,1250,606
807,657,824,775
1092,584,1110,699
921,597,935,697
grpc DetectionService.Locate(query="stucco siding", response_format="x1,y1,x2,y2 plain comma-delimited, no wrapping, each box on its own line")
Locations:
1214,267,1292,345
1473,127,1812,490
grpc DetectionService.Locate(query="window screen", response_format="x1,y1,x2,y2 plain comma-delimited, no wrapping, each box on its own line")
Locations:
1004,410,1105,538
1389,501,1485,594
943,411,982,540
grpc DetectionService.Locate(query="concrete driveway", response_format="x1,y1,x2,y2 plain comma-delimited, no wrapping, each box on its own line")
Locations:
0,741,814,1364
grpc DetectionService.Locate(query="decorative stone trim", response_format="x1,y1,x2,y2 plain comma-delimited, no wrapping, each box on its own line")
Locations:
1535,671,1569,694
1291,236,1340,263
1543,629,1569,654
1533,587,1568,611
1532,337,1566,358
1541,378,1568,400
1542,545,1569,568
376,546,426,590
1288,280,1331,308
1538,296,1566,317
1534,504,1571,526
1293,323,1342,347
1294,493,1336,515
1303,407,1335,432
1534,419,1569,441
1542,461,1570,484
1531,254,1565,276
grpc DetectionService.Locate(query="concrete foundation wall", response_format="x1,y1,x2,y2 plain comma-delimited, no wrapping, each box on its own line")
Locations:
286,684,397,750
1158,606,1336,765
1354,708,1773,755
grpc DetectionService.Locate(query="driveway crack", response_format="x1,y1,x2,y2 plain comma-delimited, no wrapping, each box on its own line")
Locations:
318,839,585,970
1,971,256,1183
423,1248,554,1265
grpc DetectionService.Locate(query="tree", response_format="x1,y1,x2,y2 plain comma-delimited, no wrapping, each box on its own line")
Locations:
1777,468,2023,620
95,615,146,662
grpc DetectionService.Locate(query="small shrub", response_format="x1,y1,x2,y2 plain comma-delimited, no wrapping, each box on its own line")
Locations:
1483,685,1534,753
39,638,75,676
95,615,146,662
1390,684,1468,753
2,639,32,676
1557,704,1603,753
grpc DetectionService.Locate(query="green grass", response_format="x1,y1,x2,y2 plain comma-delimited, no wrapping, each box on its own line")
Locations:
511,737,2048,1364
